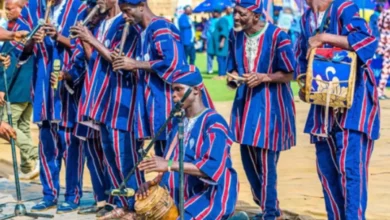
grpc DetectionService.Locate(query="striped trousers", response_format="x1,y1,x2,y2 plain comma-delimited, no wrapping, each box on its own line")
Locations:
83,135,111,203
100,125,144,210
315,129,374,220
38,121,84,203
241,145,281,220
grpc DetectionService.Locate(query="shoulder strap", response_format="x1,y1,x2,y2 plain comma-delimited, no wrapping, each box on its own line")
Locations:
313,2,333,36
164,134,178,160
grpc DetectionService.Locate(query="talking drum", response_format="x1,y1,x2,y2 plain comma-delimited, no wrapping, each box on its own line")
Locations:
297,48,357,109
135,185,179,220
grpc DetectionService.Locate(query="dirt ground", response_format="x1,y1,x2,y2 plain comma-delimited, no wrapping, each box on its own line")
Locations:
0,100,389,219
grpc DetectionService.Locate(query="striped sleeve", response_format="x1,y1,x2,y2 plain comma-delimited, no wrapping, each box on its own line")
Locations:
227,31,237,73
149,22,182,83
193,122,231,183
9,6,34,58
65,38,86,86
294,16,308,79
275,31,295,74
340,1,378,64
76,3,88,23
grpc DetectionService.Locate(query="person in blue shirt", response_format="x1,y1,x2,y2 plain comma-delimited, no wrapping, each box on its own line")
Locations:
179,5,196,65
206,13,218,74
207,7,230,79
370,3,384,41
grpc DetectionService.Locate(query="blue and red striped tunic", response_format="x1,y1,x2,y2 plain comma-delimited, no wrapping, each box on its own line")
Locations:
227,23,297,151
11,0,86,127
105,24,141,132
134,17,187,140
161,108,238,219
77,14,124,127
295,0,380,142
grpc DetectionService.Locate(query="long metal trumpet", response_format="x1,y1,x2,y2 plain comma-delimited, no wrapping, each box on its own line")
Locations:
70,5,100,39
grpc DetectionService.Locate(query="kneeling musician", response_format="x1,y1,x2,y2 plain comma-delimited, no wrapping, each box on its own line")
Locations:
136,65,239,220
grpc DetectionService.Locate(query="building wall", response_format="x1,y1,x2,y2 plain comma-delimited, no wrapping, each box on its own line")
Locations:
149,0,204,20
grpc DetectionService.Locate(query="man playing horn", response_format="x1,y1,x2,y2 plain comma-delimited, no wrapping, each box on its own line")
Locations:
70,0,144,218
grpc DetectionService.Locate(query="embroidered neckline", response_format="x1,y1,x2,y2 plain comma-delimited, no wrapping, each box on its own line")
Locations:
245,22,269,38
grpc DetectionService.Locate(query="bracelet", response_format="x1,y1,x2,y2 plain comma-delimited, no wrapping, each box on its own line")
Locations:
167,160,173,172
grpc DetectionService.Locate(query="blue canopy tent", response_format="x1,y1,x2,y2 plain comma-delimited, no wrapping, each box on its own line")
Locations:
193,0,213,13
193,0,234,13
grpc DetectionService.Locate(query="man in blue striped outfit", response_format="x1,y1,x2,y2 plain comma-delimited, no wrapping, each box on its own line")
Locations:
137,65,238,220
295,0,380,219
227,0,297,219
10,0,88,213
70,0,144,218
113,0,187,158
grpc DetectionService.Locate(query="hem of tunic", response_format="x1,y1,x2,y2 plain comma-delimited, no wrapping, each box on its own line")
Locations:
234,141,295,152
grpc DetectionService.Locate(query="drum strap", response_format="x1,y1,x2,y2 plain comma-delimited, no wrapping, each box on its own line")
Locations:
165,135,178,160
312,2,333,36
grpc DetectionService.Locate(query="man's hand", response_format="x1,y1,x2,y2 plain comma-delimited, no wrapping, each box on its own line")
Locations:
227,71,238,82
13,30,29,42
43,23,58,39
0,122,17,141
138,156,169,173
110,48,125,62
50,72,59,87
58,71,72,82
32,28,45,43
0,92,5,106
135,174,162,201
70,23,94,43
307,33,324,58
0,55,11,69
243,73,270,88
135,181,152,201
112,56,137,72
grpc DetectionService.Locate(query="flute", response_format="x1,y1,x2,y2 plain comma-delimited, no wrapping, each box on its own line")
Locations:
44,0,53,24
118,21,130,56
115,21,131,75
70,5,100,39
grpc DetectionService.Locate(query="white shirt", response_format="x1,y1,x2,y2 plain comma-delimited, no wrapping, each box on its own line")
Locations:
245,22,269,72
310,11,326,31
97,13,122,43
183,109,207,149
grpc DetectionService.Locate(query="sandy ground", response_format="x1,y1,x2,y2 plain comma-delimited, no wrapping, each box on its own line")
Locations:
0,100,389,219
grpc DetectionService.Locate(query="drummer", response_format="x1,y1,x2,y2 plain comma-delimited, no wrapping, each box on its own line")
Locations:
137,65,239,219
295,0,379,219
